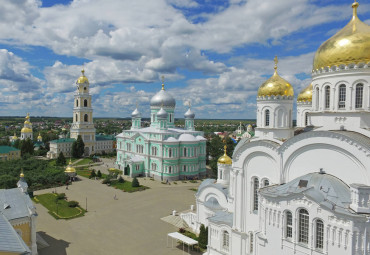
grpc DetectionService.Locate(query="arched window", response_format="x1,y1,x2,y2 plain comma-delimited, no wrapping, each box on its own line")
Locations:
265,110,270,127
222,231,229,251
298,209,309,244
263,179,269,187
151,163,157,171
152,147,157,156
76,100,78,107
315,219,324,249
338,84,346,109
183,148,187,157
169,114,172,123
355,84,363,109
253,178,259,211
84,114,88,122
305,112,309,126
183,165,186,172
84,99,88,107
249,233,254,253
75,114,78,122
315,87,319,110
285,211,293,238
325,86,330,109
169,166,172,174
169,148,172,157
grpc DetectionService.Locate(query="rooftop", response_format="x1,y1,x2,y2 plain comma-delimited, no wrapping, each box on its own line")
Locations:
0,146,20,154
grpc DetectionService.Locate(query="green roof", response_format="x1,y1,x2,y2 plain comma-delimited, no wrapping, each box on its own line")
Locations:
0,146,20,154
50,138,76,144
95,134,115,141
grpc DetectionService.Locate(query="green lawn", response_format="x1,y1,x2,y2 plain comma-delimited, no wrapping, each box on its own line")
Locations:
74,158,93,166
110,180,149,192
33,193,85,220
77,168,107,179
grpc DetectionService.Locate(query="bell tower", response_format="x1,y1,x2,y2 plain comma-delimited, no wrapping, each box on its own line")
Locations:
70,69,96,155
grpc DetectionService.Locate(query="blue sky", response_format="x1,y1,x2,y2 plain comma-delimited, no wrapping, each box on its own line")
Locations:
0,0,369,119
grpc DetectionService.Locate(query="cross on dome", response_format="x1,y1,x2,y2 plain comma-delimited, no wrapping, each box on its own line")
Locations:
161,75,165,90
274,56,278,71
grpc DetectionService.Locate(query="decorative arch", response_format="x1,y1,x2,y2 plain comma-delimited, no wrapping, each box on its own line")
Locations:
84,114,88,122
84,99,88,107
197,186,228,209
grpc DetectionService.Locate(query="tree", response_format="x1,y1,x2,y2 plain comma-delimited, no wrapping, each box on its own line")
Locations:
89,170,96,179
207,136,236,177
21,138,34,156
72,135,85,158
132,177,139,187
13,139,21,149
118,175,124,183
56,152,66,166
198,224,208,249
97,170,102,178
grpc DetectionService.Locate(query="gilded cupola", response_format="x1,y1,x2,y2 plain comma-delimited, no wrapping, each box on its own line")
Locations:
65,160,76,173
77,69,89,84
313,1,370,71
218,144,232,165
257,56,294,98
297,84,313,103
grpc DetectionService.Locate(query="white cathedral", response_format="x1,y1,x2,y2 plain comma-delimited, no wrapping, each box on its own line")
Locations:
181,2,370,255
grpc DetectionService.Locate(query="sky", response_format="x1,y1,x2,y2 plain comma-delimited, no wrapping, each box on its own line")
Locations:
0,0,369,119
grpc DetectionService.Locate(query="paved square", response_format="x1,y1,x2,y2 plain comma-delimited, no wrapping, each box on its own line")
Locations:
35,176,200,255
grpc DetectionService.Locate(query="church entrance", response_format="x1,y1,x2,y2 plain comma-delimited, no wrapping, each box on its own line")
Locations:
124,165,130,175
84,147,90,156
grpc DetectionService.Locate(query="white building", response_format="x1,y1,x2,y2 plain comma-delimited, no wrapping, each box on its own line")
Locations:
181,2,370,255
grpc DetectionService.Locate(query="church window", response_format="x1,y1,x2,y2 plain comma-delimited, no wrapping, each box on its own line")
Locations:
76,100,78,107
222,231,229,251
315,87,319,110
126,143,131,151
285,211,293,239
152,146,157,156
338,84,346,109
263,179,269,187
298,209,309,244
136,145,143,153
265,110,270,126
183,165,186,172
84,114,88,122
315,219,324,250
325,86,330,109
169,148,172,157
253,178,259,211
151,163,157,171
169,166,172,174
84,99,88,107
355,84,363,109
249,232,253,253
183,147,187,157
305,112,309,126
169,114,172,123
75,114,78,122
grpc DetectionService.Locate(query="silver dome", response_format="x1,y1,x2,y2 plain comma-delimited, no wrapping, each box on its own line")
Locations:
184,108,195,119
157,107,168,119
131,108,141,118
150,89,176,108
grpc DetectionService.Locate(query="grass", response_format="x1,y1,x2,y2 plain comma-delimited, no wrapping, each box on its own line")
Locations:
33,193,85,220
74,158,93,166
77,168,108,179
110,180,149,192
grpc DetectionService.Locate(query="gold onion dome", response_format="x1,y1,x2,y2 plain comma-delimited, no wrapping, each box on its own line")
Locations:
24,120,31,124
297,84,313,102
77,69,89,84
313,1,370,70
37,133,42,140
13,133,18,139
257,56,294,97
21,127,32,133
20,171,24,178
65,160,76,173
218,145,232,165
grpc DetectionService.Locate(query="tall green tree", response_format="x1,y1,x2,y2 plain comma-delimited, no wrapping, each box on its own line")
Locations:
13,139,21,149
20,138,34,156
72,135,85,158
56,152,66,166
198,224,208,249
208,135,235,176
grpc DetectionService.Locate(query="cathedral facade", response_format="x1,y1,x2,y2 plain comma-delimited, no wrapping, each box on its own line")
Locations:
181,2,370,255
116,81,207,181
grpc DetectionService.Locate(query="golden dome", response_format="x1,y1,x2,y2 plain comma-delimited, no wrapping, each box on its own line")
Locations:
21,127,32,133
313,2,370,70
13,133,18,140
218,145,232,165
25,113,30,119
37,133,42,140
297,84,313,102
77,69,89,84
257,56,294,97
65,160,76,173
20,172,24,178
24,120,31,125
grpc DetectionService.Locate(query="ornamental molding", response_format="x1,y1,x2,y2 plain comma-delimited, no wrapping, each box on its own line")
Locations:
279,131,370,157
233,140,279,162
312,62,370,77
328,215,351,226
257,96,294,101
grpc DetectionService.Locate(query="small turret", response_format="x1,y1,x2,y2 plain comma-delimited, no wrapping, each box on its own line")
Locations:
17,169,28,193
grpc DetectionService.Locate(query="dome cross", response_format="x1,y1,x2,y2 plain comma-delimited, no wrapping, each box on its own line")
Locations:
161,75,165,90
274,56,278,71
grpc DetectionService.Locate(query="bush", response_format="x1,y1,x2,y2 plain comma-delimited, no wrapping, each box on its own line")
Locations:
102,176,111,185
179,228,185,233
118,176,124,183
97,170,102,178
56,193,66,200
68,201,79,207
198,224,208,249
89,170,96,179
132,177,140,187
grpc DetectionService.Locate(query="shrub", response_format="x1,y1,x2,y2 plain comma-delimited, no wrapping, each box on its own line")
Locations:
68,201,79,207
97,170,102,178
132,177,140,187
198,224,208,249
56,193,66,200
118,176,124,183
102,176,111,184
89,170,96,179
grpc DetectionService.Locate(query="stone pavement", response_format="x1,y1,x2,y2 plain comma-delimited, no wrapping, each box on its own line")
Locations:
35,175,202,255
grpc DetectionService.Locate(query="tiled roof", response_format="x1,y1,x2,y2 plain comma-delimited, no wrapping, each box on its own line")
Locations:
0,188,34,220
0,146,20,154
